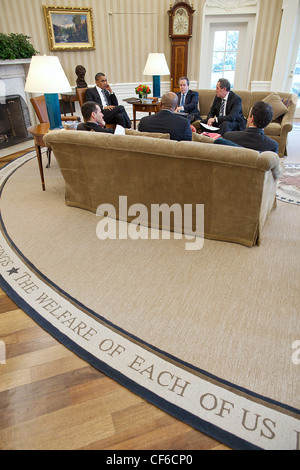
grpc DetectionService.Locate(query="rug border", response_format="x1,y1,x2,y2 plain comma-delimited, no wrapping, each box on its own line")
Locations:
0,274,262,451
276,162,300,206
0,152,299,450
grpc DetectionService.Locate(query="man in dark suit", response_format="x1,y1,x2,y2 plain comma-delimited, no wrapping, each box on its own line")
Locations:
176,77,202,123
77,101,114,134
138,92,192,142
218,101,279,153
200,78,246,135
84,73,131,128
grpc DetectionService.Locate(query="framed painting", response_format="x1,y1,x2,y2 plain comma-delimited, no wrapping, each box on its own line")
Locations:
43,6,95,51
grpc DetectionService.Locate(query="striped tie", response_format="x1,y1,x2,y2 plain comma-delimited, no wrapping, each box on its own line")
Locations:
180,93,185,108
219,99,226,117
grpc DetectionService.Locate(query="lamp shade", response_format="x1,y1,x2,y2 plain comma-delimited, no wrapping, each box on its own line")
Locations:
143,53,170,76
25,55,72,93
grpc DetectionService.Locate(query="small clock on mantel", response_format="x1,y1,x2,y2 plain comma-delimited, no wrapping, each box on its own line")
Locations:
168,1,195,93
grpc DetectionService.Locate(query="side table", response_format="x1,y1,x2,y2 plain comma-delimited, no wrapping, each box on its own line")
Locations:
27,123,50,191
131,101,161,129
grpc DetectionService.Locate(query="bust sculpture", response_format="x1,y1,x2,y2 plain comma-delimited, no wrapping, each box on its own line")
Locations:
75,65,87,88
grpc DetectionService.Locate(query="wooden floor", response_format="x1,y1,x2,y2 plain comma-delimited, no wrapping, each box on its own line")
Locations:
0,148,229,450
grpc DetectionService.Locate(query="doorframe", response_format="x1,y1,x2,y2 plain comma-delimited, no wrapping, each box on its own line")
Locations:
199,1,259,90
271,0,300,93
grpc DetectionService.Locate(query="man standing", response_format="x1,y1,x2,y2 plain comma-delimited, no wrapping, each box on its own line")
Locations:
200,78,246,135
138,92,192,141
77,101,114,134
176,77,201,123
85,73,131,128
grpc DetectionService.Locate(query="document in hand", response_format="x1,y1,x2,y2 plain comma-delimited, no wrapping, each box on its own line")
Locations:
200,122,220,132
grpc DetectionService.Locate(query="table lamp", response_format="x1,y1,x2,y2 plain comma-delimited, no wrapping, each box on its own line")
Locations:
143,53,170,98
25,55,72,129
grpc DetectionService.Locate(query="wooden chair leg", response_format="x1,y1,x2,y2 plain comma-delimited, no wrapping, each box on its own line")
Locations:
46,148,52,168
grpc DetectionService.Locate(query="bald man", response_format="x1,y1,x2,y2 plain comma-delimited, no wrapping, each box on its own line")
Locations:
138,92,192,141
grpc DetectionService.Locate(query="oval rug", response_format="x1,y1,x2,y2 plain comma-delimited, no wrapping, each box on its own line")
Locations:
0,152,299,450
276,163,300,205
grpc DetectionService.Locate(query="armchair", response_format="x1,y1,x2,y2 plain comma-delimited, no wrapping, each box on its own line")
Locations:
30,95,80,167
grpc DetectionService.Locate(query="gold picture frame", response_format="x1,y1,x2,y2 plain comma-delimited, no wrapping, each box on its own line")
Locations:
43,5,95,51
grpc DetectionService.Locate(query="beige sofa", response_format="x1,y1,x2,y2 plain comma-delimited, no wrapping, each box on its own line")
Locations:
44,129,282,247
193,89,298,157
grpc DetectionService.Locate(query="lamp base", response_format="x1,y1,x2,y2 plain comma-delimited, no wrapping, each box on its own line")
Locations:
44,93,63,130
152,76,161,98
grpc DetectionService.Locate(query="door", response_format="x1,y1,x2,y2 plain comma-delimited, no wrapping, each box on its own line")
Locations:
287,40,300,118
199,15,255,90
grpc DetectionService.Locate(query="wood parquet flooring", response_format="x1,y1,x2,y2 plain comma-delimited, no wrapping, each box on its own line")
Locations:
0,149,228,450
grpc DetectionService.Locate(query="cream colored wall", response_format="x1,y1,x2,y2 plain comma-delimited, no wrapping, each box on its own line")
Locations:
0,0,282,89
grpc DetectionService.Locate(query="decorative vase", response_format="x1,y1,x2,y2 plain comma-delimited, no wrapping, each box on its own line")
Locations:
139,93,148,101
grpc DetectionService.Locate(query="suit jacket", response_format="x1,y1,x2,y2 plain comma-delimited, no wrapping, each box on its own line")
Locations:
84,87,131,128
207,91,246,131
77,122,114,134
84,87,118,111
177,90,201,121
223,127,279,153
138,110,192,141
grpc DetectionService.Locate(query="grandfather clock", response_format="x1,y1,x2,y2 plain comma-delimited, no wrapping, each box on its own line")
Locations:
168,1,195,93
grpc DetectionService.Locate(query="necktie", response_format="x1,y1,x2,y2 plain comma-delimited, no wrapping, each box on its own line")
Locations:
102,90,108,107
219,99,226,117
180,93,185,108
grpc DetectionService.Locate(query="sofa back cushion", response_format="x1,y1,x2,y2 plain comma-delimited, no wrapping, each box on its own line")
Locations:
234,91,251,118
125,129,170,139
196,89,216,117
196,89,251,119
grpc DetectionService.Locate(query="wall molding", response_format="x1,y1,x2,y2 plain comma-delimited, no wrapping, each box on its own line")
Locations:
206,0,258,14
250,81,271,92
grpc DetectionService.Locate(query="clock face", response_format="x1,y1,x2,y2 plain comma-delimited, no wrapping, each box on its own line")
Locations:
173,8,189,35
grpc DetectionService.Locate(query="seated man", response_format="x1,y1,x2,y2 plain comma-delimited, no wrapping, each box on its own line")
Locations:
200,78,246,135
85,73,131,128
218,101,279,153
138,92,192,142
176,76,202,123
77,101,115,133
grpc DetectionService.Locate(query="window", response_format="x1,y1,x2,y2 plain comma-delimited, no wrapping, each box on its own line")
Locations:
211,30,239,89
291,43,300,98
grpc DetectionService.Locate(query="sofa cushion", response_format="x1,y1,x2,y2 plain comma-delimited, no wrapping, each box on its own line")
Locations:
262,92,289,121
192,133,215,144
125,129,170,139
235,91,252,118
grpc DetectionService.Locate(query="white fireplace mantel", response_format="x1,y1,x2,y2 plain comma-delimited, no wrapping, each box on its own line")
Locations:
0,58,35,124
0,59,31,66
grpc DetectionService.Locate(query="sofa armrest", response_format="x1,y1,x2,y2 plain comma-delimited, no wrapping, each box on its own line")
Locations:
259,151,284,180
280,94,297,135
